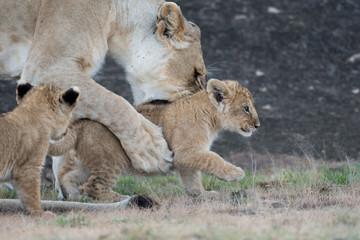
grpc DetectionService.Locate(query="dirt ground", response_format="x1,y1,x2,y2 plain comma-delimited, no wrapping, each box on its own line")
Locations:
0,185,359,240
0,0,359,169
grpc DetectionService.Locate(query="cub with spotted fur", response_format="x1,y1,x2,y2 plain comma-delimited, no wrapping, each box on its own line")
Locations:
50,79,260,201
0,83,79,215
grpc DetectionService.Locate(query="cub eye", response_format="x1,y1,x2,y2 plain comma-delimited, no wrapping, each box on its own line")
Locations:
244,106,250,114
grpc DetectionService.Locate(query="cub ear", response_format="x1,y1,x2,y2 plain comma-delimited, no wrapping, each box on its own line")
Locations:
60,86,80,106
206,79,230,106
16,83,33,102
156,2,188,49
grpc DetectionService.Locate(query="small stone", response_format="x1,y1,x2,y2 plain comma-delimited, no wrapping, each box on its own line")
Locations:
270,201,283,208
262,104,272,110
234,14,247,20
255,70,264,76
348,53,360,63
352,88,359,94
240,208,256,215
268,7,281,14
230,189,248,204
259,87,267,92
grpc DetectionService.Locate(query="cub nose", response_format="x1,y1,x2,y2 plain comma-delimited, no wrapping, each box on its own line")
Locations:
254,122,260,128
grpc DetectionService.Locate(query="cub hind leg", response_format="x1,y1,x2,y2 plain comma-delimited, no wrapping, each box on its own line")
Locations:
82,173,130,203
57,153,89,201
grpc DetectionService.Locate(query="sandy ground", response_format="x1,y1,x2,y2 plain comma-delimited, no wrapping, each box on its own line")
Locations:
0,186,359,240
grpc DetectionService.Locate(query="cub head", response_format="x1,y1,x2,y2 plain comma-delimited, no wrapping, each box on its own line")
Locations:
206,79,260,137
156,2,206,95
16,83,80,140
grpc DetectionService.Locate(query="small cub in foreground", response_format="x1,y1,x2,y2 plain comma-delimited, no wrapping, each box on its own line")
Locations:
50,79,259,201
0,84,79,215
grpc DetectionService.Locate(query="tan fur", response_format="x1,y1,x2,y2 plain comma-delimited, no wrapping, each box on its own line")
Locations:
0,84,79,215
49,79,260,201
0,0,206,175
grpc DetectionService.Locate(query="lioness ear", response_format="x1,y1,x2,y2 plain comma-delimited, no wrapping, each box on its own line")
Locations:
156,2,188,49
60,86,80,107
207,79,230,106
16,83,33,102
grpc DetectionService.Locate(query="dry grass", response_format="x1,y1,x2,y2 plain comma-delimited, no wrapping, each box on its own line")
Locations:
0,162,360,239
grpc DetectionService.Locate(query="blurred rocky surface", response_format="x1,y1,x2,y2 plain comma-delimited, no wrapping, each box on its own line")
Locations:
1,0,359,170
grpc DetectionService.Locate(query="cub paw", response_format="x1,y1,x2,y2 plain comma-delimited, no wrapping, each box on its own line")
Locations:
218,166,245,182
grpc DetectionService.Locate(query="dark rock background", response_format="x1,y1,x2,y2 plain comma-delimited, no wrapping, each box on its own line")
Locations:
1,0,359,170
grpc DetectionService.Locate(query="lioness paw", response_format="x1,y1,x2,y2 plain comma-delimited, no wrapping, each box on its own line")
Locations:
124,118,173,174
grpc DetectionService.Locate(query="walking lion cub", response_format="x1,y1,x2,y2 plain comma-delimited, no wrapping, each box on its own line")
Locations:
50,79,260,201
0,83,79,215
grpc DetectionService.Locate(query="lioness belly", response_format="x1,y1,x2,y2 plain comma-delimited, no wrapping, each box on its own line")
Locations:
0,38,31,80
0,0,40,79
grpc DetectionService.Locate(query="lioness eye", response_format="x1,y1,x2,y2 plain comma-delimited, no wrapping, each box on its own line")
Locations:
194,70,205,89
194,70,200,80
244,106,250,114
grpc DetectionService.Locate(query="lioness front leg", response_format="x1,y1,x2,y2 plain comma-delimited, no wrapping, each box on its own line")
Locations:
36,75,173,174
175,150,245,182
178,168,219,199
12,167,42,215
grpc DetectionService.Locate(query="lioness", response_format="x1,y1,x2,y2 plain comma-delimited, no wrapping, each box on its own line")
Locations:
49,79,260,201
0,83,79,215
0,0,206,173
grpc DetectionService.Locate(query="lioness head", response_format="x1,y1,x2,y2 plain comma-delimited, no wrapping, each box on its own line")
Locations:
16,83,80,140
206,79,260,137
156,2,206,96
109,2,206,105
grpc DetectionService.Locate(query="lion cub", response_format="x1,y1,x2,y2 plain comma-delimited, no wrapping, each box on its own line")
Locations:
50,79,260,201
0,83,80,215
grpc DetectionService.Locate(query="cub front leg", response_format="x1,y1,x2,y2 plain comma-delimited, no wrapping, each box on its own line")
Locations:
175,150,245,182
12,166,42,215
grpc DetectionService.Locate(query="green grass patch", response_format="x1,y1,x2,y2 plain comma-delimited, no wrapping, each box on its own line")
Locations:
0,187,17,199
1,163,359,200
111,163,360,197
